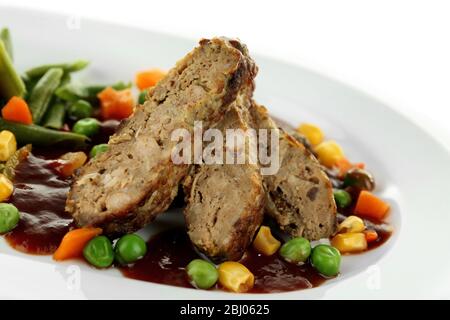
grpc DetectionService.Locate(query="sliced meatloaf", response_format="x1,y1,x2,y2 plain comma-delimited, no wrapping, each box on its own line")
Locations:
66,38,257,235
248,103,336,240
183,103,265,261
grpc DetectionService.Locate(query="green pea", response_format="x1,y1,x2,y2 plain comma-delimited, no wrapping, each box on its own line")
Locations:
83,235,114,268
279,237,311,264
0,203,20,233
72,117,100,137
138,89,148,105
186,259,219,289
114,234,147,265
68,100,93,120
333,189,352,208
311,244,341,277
90,144,109,158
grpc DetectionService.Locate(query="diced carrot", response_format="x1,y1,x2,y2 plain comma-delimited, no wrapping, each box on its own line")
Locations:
97,87,134,120
135,69,166,90
1,96,33,125
364,230,379,243
53,227,102,261
354,191,390,220
355,162,365,169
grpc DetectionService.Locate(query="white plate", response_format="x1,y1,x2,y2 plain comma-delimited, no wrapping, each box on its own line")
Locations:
1,6,449,300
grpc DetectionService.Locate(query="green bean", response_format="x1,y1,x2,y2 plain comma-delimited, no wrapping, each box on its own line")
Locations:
0,40,26,99
28,68,63,124
25,60,89,79
0,118,88,148
56,81,132,103
0,28,13,61
55,81,89,102
42,102,66,129
85,81,132,97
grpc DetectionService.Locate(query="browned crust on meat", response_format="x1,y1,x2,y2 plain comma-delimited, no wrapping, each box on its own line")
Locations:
249,103,336,240
66,38,257,235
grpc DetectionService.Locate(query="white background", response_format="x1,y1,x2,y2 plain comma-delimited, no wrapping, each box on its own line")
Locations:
1,0,449,152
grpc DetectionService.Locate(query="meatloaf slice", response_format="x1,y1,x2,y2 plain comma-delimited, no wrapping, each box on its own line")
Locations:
183,104,265,261
66,38,257,235
248,103,336,240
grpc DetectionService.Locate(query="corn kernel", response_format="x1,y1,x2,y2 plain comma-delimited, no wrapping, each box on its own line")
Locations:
0,130,17,162
331,233,367,254
218,261,254,293
297,123,324,146
0,174,14,202
315,140,345,168
252,226,281,256
337,215,365,233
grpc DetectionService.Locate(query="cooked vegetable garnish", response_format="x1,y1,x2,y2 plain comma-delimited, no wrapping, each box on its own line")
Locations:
333,189,352,208
55,81,132,103
354,190,390,220
1,96,33,125
337,215,365,233
90,143,108,158
0,173,14,202
344,168,375,191
68,100,92,120
297,123,324,146
27,67,63,124
218,261,254,293
86,81,132,97
0,203,19,233
0,130,17,161
57,151,87,177
186,259,219,289
252,226,281,256
136,69,166,90
97,87,134,120
335,157,365,177
138,89,148,105
55,81,89,102
279,237,311,264
0,40,26,99
0,118,88,147
0,28,13,61
311,244,341,277
83,235,114,268
114,234,147,265
25,60,89,79
315,140,345,168
53,227,102,261
331,233,368,254
364,230,378,243
3,144,31,180
42,102,65,129
72,117,100,137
